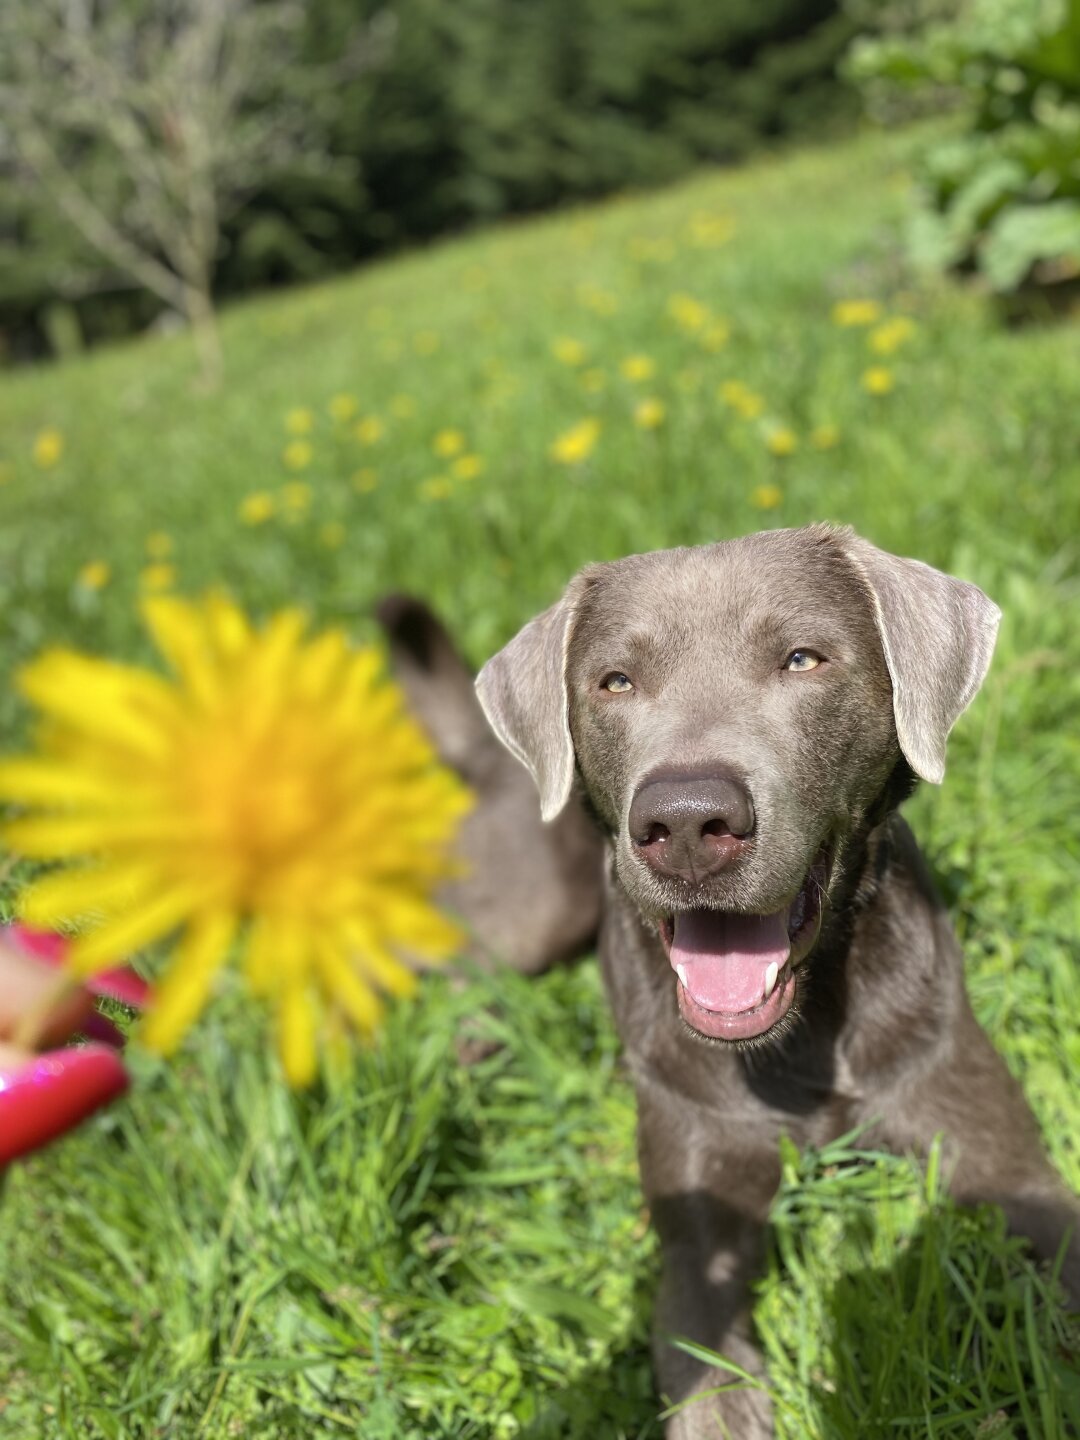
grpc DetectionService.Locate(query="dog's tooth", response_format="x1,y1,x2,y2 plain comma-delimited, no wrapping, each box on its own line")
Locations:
676,963,688,987
763,962,779,1000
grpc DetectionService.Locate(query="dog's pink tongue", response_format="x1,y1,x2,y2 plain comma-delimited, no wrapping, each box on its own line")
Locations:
671,909,791,1013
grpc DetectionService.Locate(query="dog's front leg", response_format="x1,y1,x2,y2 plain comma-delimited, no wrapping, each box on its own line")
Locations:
638,1085,780,1439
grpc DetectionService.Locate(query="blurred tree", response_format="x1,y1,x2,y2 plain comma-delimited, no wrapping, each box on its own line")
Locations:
0,0,377,381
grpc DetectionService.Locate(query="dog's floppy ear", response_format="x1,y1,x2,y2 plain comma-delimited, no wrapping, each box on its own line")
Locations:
475,580,589,822
837,530,1001,784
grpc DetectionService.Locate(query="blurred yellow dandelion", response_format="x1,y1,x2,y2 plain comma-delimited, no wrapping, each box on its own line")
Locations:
414,330,441,356
239,492,276,525
862,366,895,396
832,299,882,328
810,424,841,450
700,322,731,353
33,429,64,469
352,468,378,494
354,416,385,446
140,564,176,593
0,595,471,1085
390,394,417,419
433,429,466,459
765,427,798,457
282,482,312,513
549,418,601,465
146,532,173,560
329,394,358,423
751,484,783,510
634,398,666,430
78,561,111,591
719,382,765,419
580,368,607,394
621,354,656,383
420,477,454,501
553,337,587,367
577,285,619,316
283,440,314,472
451,454,485,481
319,521,346,549
869,317,917,355
0,462,13,485
285,408,314,436
688,213,736,247
667,293,708,331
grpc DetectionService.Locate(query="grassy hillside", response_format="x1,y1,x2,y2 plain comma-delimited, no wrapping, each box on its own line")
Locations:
1,126,1078,1437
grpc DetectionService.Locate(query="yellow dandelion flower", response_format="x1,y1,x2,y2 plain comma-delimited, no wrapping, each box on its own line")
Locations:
810,424,841,450
240,492,276,525
140,564,176,593
620,354,656,383
433,429,466,459
634,398,666,430
352,468,378,494
390,394,416,419
0,596,471,1085
553,337,587,367
700,321,731,353
869,316,917,355
577,284,618,316
329,393,358,423
688,213,736,247
420,476,454,501
282,482,312,513
667,293,708,331
580,368,607,394
0,461,13,485
751,484,783,510
765,427,798,457
354,416,385,446
549,418,601,465
33,429,64,469
78,561,111,591
862,366,895,396
451,454,485,481
146,532,173,560
319,521,346,549
719,382,765,419
283,440,313,472
413,330,440,356
832,299,882,328
285,408,314,436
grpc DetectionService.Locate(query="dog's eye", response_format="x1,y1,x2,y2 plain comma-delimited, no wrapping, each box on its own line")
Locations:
784,650,823,673
601,672,634,693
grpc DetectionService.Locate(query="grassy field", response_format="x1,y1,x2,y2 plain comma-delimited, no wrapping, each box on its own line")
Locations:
1,124,1079,1438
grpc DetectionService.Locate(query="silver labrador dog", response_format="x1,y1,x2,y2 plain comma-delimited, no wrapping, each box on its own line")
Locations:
473,523,1079,1439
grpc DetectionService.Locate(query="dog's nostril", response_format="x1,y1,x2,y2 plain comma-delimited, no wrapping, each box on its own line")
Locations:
637,822,670,847
701,818,732,840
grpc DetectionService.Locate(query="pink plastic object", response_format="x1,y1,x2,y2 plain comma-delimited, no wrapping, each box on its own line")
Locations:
0,1045,130,1165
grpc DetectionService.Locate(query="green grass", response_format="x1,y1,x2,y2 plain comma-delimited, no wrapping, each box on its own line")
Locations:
1,124,1079,1437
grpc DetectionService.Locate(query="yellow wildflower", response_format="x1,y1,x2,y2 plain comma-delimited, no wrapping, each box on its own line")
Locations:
549,418,601,465
283,440,313,472
420,477,454,501
320,521,346,549
667,293,708,331
329,394,358,423
352,468,378,494
140,564,176,593
0,462,13,485
634,398,666,430
413,330,440,355
577,285,619,316
810,424,841,450
354,417,385,446
869,317,917,355
282,482,312,513
719,382,765,419
390,394,416,419
832,299,882,328
33,429,64,469
0,595,471,1085
239,492,276,525
580,369,607,394
765,427,798,457
862,366,895,396
688,213,736,247
146,532,173,560
433,429,466,459
553,337,587,367
751,484,783,510
700,322,731,353
78,561,111,591
451,454,485,481
620,354,656,383
285,408,314,436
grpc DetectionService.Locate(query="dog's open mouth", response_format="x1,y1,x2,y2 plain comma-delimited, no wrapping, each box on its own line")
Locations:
658,851,830,1041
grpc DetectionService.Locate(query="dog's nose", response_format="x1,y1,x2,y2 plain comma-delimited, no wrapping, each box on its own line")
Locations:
629,771,754,880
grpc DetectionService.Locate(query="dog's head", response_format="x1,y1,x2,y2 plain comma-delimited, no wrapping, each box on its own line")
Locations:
476,524,999,1045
